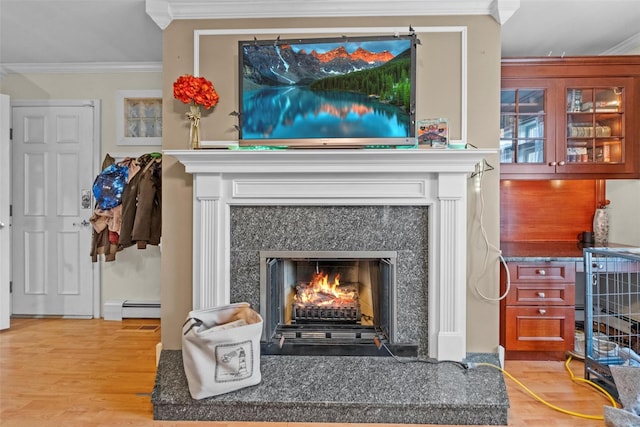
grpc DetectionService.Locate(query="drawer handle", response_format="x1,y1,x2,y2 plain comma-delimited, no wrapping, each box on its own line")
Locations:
538,292,546,298
537,269,546,276
538,309,547,315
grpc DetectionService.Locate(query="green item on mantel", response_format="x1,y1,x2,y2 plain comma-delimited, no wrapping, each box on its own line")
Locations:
448,142,467,149
228,145,288,150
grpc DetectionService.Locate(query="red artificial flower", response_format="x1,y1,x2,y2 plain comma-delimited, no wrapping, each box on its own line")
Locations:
173,74,219,109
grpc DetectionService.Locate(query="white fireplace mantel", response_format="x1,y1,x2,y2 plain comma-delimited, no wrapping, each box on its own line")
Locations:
167,148,494,361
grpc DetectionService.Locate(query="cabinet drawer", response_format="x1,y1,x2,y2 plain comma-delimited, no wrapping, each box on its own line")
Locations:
504,306,575,352
505,283,575,306
508,262,575,283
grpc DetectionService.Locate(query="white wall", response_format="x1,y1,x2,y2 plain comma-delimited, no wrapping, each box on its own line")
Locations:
607,180,640,246
607,43,640,247
0,72,163,313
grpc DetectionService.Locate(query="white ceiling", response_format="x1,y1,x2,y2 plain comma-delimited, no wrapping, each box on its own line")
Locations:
501,0,640,57
0,0,639,74
0,0,163,71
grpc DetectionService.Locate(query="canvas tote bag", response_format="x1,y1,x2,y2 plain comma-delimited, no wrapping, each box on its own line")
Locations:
181,302,263,399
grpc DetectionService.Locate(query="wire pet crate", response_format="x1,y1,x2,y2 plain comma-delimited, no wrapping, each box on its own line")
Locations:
584,248,640,398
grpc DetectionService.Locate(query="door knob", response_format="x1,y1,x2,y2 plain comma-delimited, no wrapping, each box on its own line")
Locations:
0,221,5,228
73,220,90,227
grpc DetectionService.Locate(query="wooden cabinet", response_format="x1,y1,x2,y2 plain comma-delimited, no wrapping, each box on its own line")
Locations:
501,56,640,179
500,261,576,360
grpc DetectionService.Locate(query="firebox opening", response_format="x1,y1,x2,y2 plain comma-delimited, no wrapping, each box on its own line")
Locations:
260,251,416,357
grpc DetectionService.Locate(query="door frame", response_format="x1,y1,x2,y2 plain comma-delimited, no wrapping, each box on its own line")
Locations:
0,94,10,329
11,99,102,318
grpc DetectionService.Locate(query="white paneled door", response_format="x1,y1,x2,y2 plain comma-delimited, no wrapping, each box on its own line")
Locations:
11,102,97,317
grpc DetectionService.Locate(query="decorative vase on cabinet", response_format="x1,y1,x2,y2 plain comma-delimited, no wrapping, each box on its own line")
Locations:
593,208,609,245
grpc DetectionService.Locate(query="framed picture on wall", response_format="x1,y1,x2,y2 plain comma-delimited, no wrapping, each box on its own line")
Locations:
116,90,162,146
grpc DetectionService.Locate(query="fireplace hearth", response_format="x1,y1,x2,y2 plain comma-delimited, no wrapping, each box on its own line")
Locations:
153,350,508,424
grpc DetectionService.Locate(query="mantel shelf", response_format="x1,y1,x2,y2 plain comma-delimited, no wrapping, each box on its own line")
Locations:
164,148,496,175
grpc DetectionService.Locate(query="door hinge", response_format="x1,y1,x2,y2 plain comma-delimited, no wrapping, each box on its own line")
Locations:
9,128,12,140
9,204,12,217
9,281,12,293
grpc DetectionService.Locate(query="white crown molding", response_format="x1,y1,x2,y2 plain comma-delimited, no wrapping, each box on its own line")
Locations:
601,31,640,55
146,0,520,30
0,61,162,76
490,0,520,25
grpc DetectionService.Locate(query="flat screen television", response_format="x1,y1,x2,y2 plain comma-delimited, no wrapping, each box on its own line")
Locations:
238,34,417,148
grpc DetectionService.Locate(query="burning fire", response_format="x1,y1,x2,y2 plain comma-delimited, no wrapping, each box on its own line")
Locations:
294,272,357,307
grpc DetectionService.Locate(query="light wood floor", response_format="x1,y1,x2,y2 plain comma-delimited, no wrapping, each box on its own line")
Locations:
0,318,613,427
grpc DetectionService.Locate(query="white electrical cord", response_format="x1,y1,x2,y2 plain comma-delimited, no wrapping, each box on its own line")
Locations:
473,159,511,301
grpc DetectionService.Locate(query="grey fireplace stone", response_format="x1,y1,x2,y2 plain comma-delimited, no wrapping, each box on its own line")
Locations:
229,205,430,355
152,350,509,425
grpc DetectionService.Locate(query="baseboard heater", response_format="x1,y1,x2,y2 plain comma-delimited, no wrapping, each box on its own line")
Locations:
104,299,161,321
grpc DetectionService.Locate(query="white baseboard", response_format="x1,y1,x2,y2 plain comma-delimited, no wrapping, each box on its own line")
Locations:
103,299,161,321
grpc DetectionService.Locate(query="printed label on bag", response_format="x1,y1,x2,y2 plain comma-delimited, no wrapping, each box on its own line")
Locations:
214,340,253,382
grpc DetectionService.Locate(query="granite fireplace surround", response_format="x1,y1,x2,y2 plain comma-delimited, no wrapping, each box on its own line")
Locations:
152,149,508,425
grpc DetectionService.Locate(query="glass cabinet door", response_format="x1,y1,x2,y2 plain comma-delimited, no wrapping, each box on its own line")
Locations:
501,58,638,178
500,88,546,165
565,86,624,165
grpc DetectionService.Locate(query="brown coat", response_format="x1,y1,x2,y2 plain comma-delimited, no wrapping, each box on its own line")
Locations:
118,154,162,250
